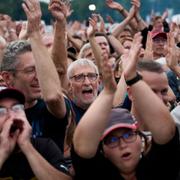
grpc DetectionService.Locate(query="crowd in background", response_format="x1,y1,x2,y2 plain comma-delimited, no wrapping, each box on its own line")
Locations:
0,0,179,179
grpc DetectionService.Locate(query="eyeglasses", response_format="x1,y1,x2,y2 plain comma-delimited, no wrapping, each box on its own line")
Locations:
14,66,36,75
0,104,24,118
103,131,138,148
153,38,167,43
70,73,98,82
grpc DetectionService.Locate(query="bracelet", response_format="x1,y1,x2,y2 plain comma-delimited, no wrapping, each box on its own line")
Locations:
125,72,142,86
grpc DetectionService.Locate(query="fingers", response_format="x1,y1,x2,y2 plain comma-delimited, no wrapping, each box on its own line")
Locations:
131,0,140,8
48,0,68,19
101,52,117,93
22,0,41,15
0,119,13,139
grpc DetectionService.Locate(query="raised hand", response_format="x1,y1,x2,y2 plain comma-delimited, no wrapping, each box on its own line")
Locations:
87,14,98,38
98,14,106,33
166,31,179,69
128,2,138,20
106,0,124,11
143,31,153,60
0,118,19,168
16,111,32,151
123,32,142,80
22,0,42,35
48,0,69,22
18,21,28,40
101,52,117,94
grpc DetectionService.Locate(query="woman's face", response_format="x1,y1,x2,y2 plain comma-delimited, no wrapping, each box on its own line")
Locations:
103,128,142,174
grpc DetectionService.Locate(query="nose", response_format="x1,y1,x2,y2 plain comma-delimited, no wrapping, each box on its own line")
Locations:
6,109,16,119
118,139,128,149
83,76,91,84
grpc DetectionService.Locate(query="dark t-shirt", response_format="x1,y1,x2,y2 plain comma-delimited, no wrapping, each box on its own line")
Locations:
68,100,86,124
71,128,180,180
25,98,70,151
0,138,69,180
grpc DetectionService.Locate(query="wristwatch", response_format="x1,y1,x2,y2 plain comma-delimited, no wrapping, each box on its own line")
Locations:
125,72,142,86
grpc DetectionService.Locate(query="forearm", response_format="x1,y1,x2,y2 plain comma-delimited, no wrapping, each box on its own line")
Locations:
118,8,139,31
73,90,114,158
112,16,133,38
89,36,103,73
135,14,147,31
117,7,128,18
130,80,176,144
22,142,71,180
30,31,66,118
0,151,7,170
170,66,180,78
67,34,82,52
107,35,124,55
52,21,68,76
51,21,69,89
113,75,127,107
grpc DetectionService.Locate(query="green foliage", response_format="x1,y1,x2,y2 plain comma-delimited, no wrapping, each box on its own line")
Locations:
0,0,179,24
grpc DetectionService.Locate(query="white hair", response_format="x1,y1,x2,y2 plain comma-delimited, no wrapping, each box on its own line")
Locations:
67,58,99,79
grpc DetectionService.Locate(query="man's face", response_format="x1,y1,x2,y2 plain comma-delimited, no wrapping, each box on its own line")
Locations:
0,98,25,131
69,65,99,109
95,36,110,56
118,30,132,42
140,71,169,105
152,36,167,57
9,52,41,104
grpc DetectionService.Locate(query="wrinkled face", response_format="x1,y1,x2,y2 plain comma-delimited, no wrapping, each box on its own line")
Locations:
152,37,167,57
140,71,169,105
10,52,41,103
69,65,99,109
0,98,26,131
95,36,110,56
103,128,142,174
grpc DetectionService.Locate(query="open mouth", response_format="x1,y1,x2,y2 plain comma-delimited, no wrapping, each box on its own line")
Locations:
121,152,131,160
82,89,93,94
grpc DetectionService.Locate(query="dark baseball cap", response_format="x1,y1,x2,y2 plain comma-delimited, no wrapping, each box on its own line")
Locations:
151,31,167,39
101,108,137,140
0,86,25,104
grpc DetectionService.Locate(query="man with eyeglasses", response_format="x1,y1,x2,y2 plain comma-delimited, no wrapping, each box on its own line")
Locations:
67,58,100,123
151,31,167,60
1,0,69,151
0,86,71,180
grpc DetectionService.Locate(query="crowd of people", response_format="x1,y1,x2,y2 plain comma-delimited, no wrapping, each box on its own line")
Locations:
0,0,179,179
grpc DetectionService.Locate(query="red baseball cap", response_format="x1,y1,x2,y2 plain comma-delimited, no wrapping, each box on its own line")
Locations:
100,108,137,140
151,31,167,39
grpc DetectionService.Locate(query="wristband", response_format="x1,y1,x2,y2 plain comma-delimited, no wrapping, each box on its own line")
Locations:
125,73,142,86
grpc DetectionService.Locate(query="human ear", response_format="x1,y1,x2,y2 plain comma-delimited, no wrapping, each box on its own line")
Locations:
1,71,14,86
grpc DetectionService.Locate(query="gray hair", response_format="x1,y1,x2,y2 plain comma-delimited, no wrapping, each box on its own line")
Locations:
67,58,99,79
1,40,32,72
78,43,91,59
137,60,164,74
